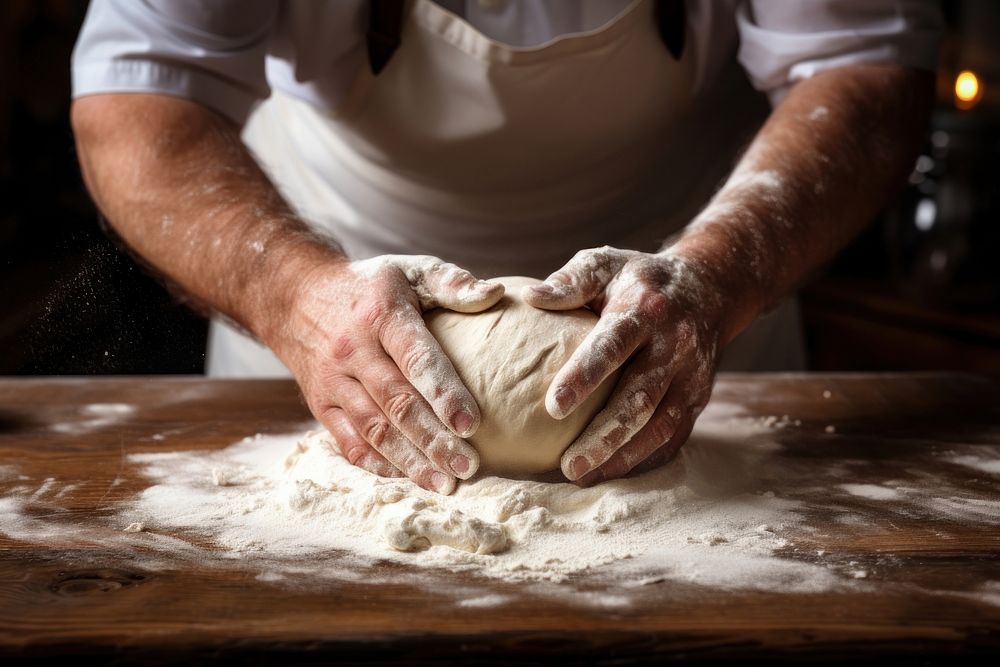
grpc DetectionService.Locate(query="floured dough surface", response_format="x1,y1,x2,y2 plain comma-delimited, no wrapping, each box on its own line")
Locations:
424,276,620,476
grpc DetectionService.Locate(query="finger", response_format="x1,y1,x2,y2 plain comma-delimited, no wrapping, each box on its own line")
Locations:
329,376,459,493
357,351,480,481
399,256,505,313
379,301,483,441
628,410,696,476
376,426,460,494
577,377,702,486
545,305,645,420
557,346,673,480
321,406,402,478
522,246,627,310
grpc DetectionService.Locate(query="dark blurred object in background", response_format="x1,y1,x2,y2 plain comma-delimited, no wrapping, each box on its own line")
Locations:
801,0,1000,373
0,1,207,374
0,1,996,375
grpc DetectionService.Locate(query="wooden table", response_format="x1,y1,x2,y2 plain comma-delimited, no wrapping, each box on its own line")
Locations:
0,374,998,663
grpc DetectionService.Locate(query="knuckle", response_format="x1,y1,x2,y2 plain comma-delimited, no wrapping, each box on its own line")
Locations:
632,388,658,416
420,260,445,283
330,334,357,361
361,416,390,447
400,343,433,378
619,444,646,472
595,331,630,365
592,245,615,258
549,269,575,287
421,433,454,463
574,246,612,267
647,415,676,446
360,300,388,328
384,389,419,425
343,445,369,466
638,289,670,318
318,405,343,431
628,255,669,280
598,422,629,452
432,262,473,289
672,321,697,349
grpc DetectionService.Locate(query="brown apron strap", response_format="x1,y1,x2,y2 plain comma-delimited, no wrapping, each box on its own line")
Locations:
367,0,406,75
366,0,686,76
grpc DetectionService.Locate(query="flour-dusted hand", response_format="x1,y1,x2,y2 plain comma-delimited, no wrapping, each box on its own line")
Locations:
271,255,504,494
523,246,728,484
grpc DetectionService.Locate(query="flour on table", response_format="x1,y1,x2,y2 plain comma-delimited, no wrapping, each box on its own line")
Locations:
106,403,849,591
49,402,136,435
839,483,903,501
265,425,819,585
3,400,1000,608
942,453,1000,476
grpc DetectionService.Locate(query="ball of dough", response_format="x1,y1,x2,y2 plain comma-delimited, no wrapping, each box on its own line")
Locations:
424,276,621,477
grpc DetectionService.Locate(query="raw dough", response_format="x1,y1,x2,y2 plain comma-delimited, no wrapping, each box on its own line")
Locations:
424,276,620,476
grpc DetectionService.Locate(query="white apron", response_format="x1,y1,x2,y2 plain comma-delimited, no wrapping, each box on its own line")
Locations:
207,0,805,377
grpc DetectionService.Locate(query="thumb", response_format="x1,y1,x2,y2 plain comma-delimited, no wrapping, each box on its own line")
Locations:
398,256,505,313
523,247,627,310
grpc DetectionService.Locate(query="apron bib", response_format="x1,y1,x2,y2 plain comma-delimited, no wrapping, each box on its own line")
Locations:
208,0,805,376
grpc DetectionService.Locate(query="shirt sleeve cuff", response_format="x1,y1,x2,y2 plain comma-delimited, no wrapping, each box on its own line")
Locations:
736,1,943,106
72,59,261,125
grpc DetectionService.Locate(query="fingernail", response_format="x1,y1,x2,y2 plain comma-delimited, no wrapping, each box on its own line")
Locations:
571,456,591,479
531,283,554,294
450,455,470,475
431,471,453,494
452,411,475,437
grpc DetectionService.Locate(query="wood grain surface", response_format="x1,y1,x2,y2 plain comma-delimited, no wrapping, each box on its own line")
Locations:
0,374,998,664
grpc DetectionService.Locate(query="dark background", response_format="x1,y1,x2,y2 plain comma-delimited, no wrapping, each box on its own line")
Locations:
1,0,997,376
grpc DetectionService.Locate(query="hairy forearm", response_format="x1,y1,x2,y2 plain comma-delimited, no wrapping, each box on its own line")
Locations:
71,93,346,342
671,64,934,343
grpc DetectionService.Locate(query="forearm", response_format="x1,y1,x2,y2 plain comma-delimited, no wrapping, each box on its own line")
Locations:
70,93,346,343
671,64,934,343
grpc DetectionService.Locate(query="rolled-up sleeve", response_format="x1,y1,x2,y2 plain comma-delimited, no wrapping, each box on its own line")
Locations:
736,0,944,104
71,0,278,124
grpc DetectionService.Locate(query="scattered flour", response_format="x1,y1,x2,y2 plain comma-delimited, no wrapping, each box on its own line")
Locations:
966,581,1000,608
943,453,1000,476
50,402,136,435
81,403,136,418
840,484,903,502
3,400,999,609
457,594,512,608
121,418,825,588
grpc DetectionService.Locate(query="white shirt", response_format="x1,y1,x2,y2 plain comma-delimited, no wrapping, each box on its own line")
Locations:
72,0,942,123
71,0,943,378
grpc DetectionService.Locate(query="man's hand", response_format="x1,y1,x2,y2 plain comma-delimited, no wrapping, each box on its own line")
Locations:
523,247,726,485
71,94,505,494
523,66,932,487
270,255,504,494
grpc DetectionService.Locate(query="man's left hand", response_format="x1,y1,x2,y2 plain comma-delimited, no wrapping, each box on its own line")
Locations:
522,246,729,485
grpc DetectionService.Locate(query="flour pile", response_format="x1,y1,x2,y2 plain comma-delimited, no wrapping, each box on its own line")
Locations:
5,397,999,604
119,402,837,589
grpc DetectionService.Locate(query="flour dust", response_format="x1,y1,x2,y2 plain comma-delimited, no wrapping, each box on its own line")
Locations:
2,399,1000,609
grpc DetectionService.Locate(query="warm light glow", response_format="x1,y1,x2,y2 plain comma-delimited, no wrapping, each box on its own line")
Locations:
954,70,981,107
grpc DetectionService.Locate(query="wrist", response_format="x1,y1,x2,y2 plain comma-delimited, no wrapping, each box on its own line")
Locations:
662,234,767,346
249,233,351,351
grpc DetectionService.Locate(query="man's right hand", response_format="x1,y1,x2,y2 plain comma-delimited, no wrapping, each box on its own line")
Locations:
268,255,504,494
71,94,501,495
